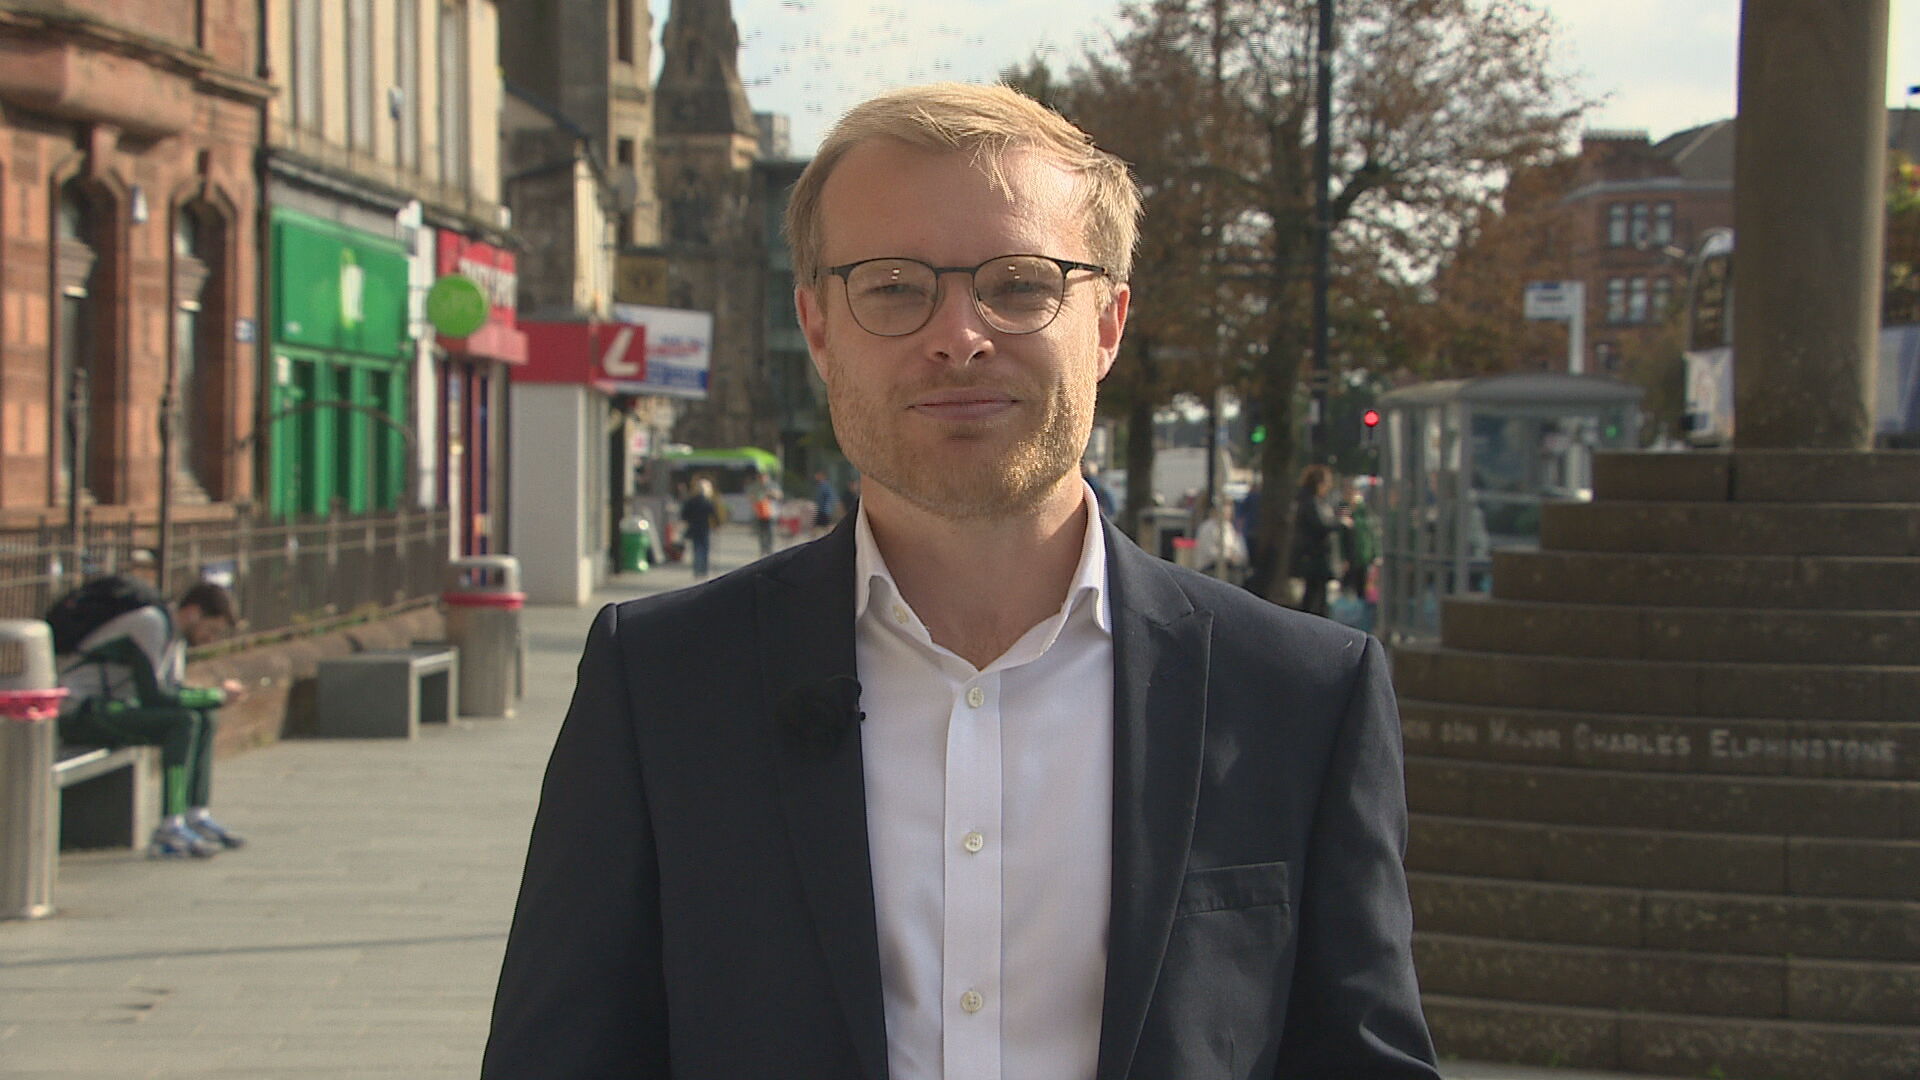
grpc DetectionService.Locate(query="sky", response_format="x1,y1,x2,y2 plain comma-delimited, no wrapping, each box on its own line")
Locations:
650,0,1920,157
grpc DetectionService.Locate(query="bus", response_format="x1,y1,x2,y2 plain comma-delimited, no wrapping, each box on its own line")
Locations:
1683,228,1920,446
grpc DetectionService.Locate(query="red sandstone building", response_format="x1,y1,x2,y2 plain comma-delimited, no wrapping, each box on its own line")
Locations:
0,2,270,524
1529,123,1736,376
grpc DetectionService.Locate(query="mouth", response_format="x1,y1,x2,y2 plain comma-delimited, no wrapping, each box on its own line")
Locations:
909,390,1017,422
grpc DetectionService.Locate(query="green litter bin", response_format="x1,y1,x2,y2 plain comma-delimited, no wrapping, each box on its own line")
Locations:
618,515,651,573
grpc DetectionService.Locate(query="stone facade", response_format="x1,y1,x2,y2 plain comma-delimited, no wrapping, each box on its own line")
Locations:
0,0,270,521
652,0,773,452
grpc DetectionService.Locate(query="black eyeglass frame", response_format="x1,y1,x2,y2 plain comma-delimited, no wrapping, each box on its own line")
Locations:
817,253,1110,337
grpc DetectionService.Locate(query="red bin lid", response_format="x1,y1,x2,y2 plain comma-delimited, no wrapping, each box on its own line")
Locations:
0,687,68,722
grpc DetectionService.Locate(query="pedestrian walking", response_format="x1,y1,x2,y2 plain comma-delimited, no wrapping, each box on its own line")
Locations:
1289,463,1341,616
679,477,720,580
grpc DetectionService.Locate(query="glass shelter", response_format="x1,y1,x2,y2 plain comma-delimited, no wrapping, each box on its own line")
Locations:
1376,373,1643,641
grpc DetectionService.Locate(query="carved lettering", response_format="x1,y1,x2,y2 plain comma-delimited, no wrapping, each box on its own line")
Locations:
1708,728,1898,769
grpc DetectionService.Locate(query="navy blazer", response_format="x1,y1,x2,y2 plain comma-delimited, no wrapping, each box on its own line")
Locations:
483,516,1439,1079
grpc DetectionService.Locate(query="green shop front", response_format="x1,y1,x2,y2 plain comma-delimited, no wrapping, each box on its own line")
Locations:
266,210,412,518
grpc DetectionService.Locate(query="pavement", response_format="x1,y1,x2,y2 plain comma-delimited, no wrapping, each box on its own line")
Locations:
0,525,1688,1079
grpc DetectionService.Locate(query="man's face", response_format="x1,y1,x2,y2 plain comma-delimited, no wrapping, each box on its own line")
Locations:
179,607,233,647
796,141,1129,523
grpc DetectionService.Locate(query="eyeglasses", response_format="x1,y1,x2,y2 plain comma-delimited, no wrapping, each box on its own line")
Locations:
819,254,1109,337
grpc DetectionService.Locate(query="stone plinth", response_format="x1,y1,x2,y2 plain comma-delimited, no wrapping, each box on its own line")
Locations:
1396,450,1920,1080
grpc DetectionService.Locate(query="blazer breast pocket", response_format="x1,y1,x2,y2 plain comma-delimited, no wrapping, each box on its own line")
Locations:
1149,861,1297,1077
1174,860,1291,918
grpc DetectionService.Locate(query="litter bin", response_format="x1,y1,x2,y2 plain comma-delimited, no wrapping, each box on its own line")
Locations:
443,556,525,720
618,515,652,573
1,619,66,921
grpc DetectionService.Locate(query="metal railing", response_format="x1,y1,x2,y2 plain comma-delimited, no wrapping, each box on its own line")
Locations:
0,505,451,638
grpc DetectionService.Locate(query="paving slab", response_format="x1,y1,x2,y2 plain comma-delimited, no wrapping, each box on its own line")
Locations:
0,525,1690,1079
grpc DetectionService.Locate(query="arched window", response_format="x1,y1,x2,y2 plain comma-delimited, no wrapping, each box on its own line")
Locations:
54,180,100,505
173,203,217,497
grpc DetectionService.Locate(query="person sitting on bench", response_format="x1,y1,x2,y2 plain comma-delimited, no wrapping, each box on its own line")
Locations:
57,582,248,859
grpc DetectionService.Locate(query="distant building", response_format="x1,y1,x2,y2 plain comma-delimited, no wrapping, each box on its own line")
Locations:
0,1,272,520
651,0,770,451
1498,109,1920,376
1533,125,1735,375
499,0,685,603
263,0,520,557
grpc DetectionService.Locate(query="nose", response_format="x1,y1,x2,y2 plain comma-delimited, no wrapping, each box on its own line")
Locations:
921,270,995,364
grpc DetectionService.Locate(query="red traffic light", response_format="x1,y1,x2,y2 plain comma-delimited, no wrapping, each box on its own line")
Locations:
1362,409,1381,428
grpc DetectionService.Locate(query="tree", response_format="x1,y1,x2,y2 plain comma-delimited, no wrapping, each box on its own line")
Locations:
1020,0,1584,602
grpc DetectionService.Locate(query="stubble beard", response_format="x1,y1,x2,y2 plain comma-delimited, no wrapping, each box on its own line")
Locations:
824,353,1097,524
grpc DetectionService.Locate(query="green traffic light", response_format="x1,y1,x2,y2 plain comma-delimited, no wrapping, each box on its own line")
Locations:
1251,425,1267,444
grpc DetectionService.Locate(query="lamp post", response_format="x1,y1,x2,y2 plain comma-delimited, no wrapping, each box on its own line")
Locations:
1309,0,1335,461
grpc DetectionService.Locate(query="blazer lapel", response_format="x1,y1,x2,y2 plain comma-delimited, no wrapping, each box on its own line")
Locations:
757,521,890,1080
1095,522,1212,1080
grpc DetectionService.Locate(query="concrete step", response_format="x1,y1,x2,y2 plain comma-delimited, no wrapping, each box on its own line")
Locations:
1422,992,1920,1080
1439,595,1920,665
1409,872,1920,962
1409,814,1920,900
1593,449,1920,505
1404,755,1919,839
1415,933,1920,1024
1539,501,1920,557
1399,700,1918,780
1490,550,1920,611
1391,645,1920,722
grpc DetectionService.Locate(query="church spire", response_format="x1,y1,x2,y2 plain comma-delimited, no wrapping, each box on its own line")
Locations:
654,0,758,140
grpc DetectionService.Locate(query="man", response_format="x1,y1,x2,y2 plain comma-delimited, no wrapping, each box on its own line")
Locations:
679,477,720,580
484,83,1437,1079
811,469,839,535
58,581,247,859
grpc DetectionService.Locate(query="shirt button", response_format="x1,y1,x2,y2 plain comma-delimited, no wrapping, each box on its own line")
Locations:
960,989,984,1013
962,830,985,853
966,686,985,708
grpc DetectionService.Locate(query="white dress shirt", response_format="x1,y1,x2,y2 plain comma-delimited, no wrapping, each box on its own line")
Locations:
854,486,1115,1080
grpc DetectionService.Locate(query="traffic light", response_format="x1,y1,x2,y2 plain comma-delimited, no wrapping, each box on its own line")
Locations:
1361,408,1381,447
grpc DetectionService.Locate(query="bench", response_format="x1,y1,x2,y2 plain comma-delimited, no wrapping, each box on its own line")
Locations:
54,743,160,850
313,646,459,738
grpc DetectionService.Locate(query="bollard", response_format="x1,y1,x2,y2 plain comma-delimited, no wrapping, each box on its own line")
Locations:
443,556,525,719
0,619,67,920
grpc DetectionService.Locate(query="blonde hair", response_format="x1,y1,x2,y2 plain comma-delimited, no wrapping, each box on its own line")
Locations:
784,82,1142,287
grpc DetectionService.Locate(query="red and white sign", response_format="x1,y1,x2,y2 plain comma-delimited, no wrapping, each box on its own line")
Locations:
518,319,652,394
436,232,528,365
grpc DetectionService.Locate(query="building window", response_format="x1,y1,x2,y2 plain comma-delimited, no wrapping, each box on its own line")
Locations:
1608,201,1679,249
395,0,420,171
55,181,103,505
291,0,322,132
616,137,636,245
1652,276,1673,320
1595,342,1619,373
347,0,375,152
438,2,468,190
1627,277,1649,324
615,0,635,64
1605,278,1627,323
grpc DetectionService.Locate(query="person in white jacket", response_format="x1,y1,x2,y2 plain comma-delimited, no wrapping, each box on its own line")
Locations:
58,582,247,859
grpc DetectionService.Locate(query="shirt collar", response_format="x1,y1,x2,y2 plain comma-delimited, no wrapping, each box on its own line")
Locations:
853,481,1111,635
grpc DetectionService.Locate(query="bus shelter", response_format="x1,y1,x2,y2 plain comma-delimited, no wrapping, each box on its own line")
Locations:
1376,373,1643,641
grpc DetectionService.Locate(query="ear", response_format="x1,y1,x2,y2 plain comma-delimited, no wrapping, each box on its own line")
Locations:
1094,281,1130,383
797,284,832,382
